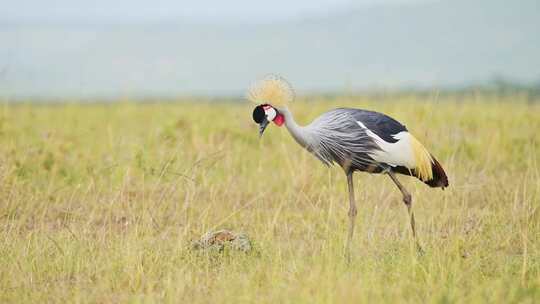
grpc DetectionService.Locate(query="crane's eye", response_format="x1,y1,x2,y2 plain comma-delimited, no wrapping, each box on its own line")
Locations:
252,105,266,123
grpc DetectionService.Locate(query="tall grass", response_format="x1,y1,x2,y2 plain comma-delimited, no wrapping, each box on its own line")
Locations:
0,95,539,303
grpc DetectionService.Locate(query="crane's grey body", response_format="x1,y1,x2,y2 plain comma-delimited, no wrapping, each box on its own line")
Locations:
255,104,447,257
281,107,407,173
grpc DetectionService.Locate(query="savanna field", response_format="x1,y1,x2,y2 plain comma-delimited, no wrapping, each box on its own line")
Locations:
1,94,539,303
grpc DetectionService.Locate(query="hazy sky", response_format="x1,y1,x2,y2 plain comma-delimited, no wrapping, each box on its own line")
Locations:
1,0,538,99
3,0,424,23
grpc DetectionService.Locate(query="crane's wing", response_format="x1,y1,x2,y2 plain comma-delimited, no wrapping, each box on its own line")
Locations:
345,108,408,143
306,108,416,170
342,108,420,170
304,108,385,170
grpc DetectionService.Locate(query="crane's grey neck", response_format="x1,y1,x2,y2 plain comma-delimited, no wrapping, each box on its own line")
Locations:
279,107,313,149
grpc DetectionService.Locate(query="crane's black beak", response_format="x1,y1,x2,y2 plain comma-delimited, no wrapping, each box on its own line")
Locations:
252,105,269,137
258,118,270,137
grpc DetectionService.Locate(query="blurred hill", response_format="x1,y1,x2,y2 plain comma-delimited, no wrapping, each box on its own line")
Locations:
0,0,539,99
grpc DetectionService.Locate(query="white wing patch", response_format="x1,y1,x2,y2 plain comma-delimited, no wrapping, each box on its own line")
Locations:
356,121,416,169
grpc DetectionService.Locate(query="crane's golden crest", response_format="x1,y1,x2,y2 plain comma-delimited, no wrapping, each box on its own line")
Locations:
247,74,295,107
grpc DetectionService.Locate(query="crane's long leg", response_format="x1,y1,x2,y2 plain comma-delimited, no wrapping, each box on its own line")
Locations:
346,172,357,260
387,171,424,254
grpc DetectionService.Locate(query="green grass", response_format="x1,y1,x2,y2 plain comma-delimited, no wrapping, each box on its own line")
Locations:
1,95,539,303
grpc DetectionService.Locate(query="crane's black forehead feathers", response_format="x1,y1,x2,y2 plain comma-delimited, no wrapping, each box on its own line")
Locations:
252,105,266,123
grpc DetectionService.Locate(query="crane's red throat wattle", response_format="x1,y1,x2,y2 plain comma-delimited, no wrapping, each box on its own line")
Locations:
273,113,284,126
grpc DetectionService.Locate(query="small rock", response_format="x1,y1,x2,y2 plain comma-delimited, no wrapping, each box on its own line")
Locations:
192,229,252,253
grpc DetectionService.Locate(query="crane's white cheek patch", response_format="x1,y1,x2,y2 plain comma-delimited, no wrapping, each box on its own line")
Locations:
356,121,415,168
265,107,277,121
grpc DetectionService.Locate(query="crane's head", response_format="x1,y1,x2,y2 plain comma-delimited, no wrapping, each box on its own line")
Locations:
252,104,284,136
247,74,294,137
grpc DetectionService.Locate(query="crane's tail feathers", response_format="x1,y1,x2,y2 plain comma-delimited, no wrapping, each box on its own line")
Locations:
408,134,448,188
423,156,448,188
409,134,434,182
392,154,448,188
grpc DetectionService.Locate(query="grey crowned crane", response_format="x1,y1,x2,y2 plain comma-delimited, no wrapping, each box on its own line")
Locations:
249,75,448,254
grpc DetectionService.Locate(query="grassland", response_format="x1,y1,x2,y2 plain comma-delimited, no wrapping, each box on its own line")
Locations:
0,94,539,303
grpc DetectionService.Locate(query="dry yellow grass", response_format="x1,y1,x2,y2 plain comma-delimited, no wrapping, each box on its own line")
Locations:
0,94,539,303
